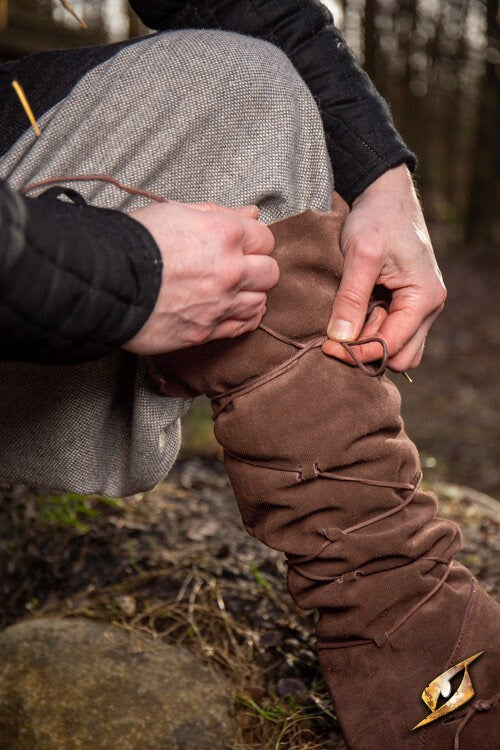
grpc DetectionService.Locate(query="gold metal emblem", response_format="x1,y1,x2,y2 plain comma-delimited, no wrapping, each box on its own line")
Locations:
411,651,484,730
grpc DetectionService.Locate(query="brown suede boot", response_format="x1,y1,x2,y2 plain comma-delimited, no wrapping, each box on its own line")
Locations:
148,197,499,749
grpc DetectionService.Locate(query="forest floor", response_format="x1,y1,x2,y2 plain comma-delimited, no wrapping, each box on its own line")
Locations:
0,226,498,749
0,460,498,750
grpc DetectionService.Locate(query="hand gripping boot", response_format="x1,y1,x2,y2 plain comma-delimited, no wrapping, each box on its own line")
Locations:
148,197,499,750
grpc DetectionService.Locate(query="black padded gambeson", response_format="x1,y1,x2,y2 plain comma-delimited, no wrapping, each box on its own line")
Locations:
0,183,162,364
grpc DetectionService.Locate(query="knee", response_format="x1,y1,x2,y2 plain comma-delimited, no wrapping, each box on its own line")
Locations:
185,29,300,81
135,29,314,112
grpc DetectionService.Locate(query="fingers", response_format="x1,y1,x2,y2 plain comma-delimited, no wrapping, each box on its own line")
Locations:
383,305,442,371
327,243,382,342
386,323,428,371
240,254,280,292
410,344,426,370
239,216,275,256
189,200,260,219
225,290,267,321
323,297,444,373
322,305,388,363
172,199,274,255
375,288,445,371
236,205,260,219
206,209,275,257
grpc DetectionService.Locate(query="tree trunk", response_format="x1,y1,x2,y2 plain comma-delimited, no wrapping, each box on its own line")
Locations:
442,0,472,209
465,0,500,258
0,0,8,31
396,0,419,147
363,0,379,84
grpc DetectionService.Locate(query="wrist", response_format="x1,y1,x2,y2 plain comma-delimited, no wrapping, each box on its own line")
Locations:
353,164,415,207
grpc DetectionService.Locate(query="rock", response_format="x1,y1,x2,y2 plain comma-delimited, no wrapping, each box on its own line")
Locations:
0,617,234,750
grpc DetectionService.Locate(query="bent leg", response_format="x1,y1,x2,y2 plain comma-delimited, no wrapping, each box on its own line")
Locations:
0,30,333,496
2,30,333,220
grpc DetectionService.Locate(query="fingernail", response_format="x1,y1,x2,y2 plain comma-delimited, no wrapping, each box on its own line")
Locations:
327,319,355,341
368,306,382,324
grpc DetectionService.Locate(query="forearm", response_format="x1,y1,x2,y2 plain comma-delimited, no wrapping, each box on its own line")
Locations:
0,182,162,364
130,0,416,203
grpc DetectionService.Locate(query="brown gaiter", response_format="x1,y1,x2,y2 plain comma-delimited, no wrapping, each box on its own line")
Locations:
148,197,499,750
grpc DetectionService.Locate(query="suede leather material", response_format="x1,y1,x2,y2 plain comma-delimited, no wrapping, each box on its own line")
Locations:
319,576,500,748
148,198,499,748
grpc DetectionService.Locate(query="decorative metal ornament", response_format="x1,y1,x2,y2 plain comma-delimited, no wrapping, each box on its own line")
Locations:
412,651,484,730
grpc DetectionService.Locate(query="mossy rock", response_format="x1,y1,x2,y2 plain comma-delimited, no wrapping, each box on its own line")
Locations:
0,617,233,750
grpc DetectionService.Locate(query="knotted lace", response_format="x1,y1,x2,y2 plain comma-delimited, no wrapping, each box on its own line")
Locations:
22,174,448,648
453,693,499,749
212,322,454,650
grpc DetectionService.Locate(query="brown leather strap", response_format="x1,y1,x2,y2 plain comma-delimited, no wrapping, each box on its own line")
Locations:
454,692,500,749
21,174,168,203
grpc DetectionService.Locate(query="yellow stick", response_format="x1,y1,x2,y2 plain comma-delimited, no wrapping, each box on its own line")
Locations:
59,0,88,30
11,80,42,137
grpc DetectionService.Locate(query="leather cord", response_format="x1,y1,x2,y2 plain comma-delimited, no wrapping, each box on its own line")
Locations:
453,693,500,749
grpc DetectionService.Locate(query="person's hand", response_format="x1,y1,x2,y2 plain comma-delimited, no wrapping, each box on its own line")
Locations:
323,165,446,372
123,200,278,355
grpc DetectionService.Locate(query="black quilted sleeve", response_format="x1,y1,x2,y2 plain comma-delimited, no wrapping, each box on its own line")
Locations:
130,0,417,204
0,181,162,364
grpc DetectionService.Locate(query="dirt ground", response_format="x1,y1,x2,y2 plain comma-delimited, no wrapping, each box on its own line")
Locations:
0,457,498,749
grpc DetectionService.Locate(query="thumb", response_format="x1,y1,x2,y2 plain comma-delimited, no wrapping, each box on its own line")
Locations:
232,204,260,218
191,201,259,218
327,249,381,342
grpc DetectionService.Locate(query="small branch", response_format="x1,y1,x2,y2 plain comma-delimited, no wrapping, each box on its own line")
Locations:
59,0,88,30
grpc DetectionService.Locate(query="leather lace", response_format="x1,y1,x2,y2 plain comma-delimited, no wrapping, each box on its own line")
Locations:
213,324,388,417
22,175,447,648
21,173,169,203
453,693,499,749
216,323,455,650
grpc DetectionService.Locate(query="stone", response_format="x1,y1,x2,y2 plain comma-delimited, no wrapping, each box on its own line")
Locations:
0,617,234,750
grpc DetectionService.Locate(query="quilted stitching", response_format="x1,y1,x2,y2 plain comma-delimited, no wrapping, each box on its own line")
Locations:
0,185,162,361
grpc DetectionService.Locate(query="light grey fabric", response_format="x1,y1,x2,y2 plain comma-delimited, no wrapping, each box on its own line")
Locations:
0,30,333,496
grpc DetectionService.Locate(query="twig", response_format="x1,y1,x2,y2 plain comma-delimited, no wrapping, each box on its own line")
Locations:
58,0,88,30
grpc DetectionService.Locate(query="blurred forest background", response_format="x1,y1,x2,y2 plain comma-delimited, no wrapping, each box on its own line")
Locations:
337,0,499,255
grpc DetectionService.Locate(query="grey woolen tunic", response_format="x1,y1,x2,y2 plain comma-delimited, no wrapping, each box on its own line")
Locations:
0,31,334,496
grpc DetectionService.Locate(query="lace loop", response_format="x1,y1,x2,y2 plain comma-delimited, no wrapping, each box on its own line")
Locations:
18,181,431,654
342,336,388,377
454,693,500,749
